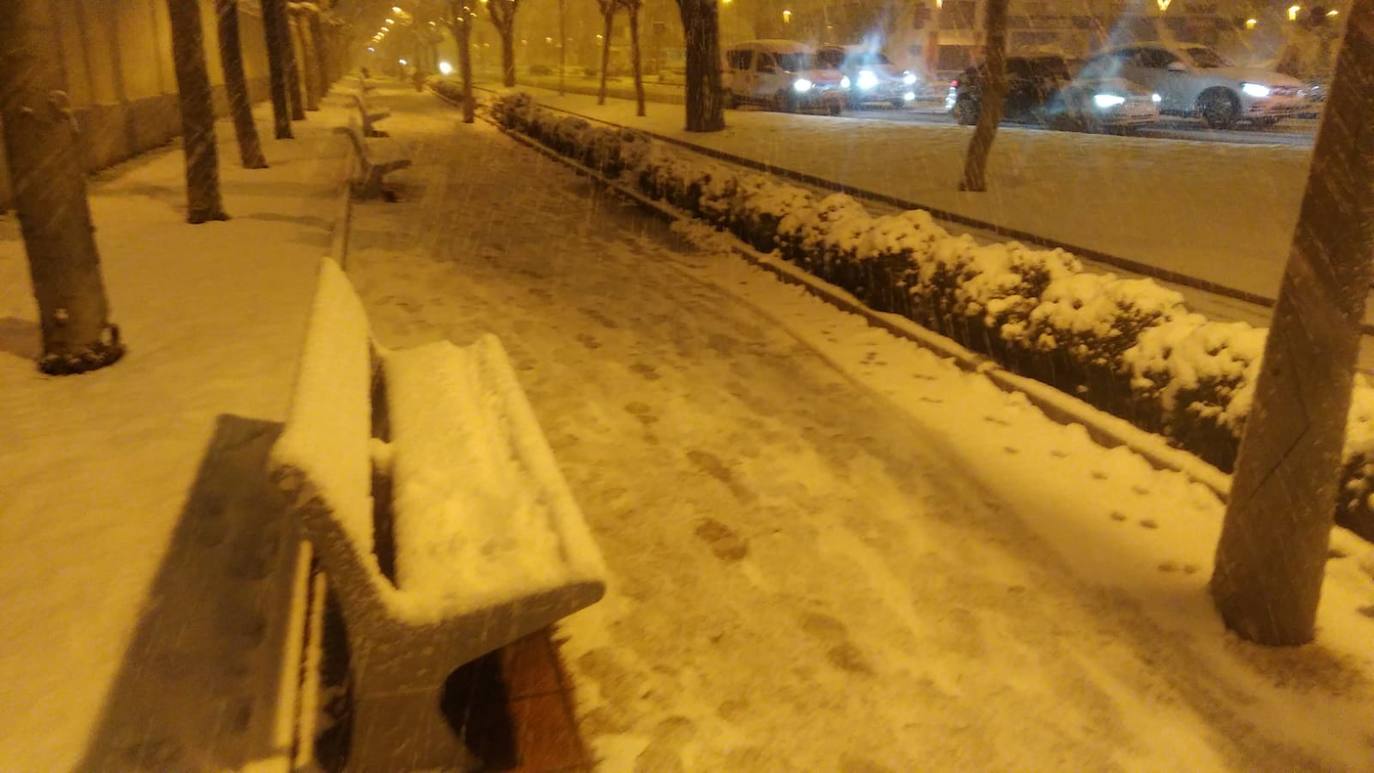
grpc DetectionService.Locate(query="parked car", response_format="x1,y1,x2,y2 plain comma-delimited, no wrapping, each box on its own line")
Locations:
947,54,1159,131
723,40,848,115
815,45,919,109
1078,43,1307,128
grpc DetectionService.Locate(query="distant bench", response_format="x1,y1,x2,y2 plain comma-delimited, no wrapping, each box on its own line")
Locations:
271,259,606,770
349,91,391,137
333,122,411,200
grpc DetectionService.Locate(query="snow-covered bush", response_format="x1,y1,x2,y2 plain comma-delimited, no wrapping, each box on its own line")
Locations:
1122,316,1263,468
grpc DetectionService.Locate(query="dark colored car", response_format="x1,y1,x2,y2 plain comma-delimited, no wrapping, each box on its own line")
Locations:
815,45,919,108
947,54,1160,131
946,55,1072,125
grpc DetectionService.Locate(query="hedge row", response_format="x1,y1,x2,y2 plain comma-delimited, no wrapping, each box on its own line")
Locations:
489,91,1374,538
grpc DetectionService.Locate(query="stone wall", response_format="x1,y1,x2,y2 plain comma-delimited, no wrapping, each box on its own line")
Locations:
0,0,273,207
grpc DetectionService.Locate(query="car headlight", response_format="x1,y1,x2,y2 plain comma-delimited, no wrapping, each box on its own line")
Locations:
1241,82,1271,98
903,91,916,102
902,71,918,86
840,75,851,89
1093,93,1127,109
1151,92,1162,103
857,70,880,91
793,78,813,93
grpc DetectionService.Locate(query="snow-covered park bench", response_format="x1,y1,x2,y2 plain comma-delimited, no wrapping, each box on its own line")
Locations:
348,91,391,137
333,123,411,200
270,259,607,769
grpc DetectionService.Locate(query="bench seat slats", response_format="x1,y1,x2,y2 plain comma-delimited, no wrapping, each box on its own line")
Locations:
383,336,606,620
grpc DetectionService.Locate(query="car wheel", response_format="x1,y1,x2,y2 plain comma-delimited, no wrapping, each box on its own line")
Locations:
953,96,978,125
1198,88,1240,130
890,98,905,108
847,94,862,110
1252,116,1280,129
828,102,843,116
777,90,799,113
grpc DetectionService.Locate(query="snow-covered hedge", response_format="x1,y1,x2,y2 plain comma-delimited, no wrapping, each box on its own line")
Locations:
490,93,1374,537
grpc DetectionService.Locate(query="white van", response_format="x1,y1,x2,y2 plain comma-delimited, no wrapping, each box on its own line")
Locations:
723,40,847,114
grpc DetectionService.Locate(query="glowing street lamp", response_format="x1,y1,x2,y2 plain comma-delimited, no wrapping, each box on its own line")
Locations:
782,9,792,23
1245,17,1258,29
1288,4,1301,21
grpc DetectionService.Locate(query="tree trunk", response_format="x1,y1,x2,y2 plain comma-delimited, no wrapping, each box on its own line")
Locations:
558,0,566,95
167,0,229,223
307,7,330,97
629,4,644,117
283,5,305,119
676,0,723,132
0,0,125,374
216,0,268,168
499,26,516,87
598,6,613,105
959,0,1008,192
261,0,294,137
293,10,320,111
458,16,475,123
1210,0,1374,647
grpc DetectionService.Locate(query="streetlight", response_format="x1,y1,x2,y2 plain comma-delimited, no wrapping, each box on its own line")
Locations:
782,9,792,23
1288,4,1301,21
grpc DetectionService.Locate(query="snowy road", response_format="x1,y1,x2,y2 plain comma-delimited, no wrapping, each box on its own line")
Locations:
842,105,1318,148
346,86,1374,771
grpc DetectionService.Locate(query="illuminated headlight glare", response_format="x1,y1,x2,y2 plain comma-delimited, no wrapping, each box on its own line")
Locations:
857,70,880,91
1151,92,1162,103
903,91,916,102
1241,82,1271,98
1093,93,1126,109
438,61,454,76
840,75,851,89
793,78,813,93
902,71,918,86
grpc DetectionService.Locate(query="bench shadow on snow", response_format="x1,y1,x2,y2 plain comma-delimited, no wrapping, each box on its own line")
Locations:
77,414,299,771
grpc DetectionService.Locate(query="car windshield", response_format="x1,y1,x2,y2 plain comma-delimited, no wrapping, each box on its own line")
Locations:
815,49,844,68
1185,47,1231,68
848,52,892,67
776,53,814,72
1025,57,1070,80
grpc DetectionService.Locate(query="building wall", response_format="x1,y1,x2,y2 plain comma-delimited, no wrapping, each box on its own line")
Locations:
0,0,273,207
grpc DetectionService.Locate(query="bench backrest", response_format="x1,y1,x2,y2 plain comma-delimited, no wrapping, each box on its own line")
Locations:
271,259,387,607
332,124,369,175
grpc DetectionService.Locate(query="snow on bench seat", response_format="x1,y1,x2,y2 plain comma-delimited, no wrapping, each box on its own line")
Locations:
384,335,606,620
271,258,605,769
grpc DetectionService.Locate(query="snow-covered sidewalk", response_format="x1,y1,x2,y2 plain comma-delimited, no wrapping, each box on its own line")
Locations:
347,87,1374,769
0,100,350,769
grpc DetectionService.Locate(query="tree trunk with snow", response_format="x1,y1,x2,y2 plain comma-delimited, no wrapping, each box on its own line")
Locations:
1211,0,1374,647
625,0,644,116
447,0,476,123
284,8,306,120
675,0,723,132
959,0,1008,192
0,0,125,374
292,7,320,111
216,0,268,168
597,0,615,105
307,6,330,97
486,0,521,88
261,0,294,137
167,0,228,223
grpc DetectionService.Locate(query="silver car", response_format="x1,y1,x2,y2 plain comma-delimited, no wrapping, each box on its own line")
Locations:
1080,43,1307,129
